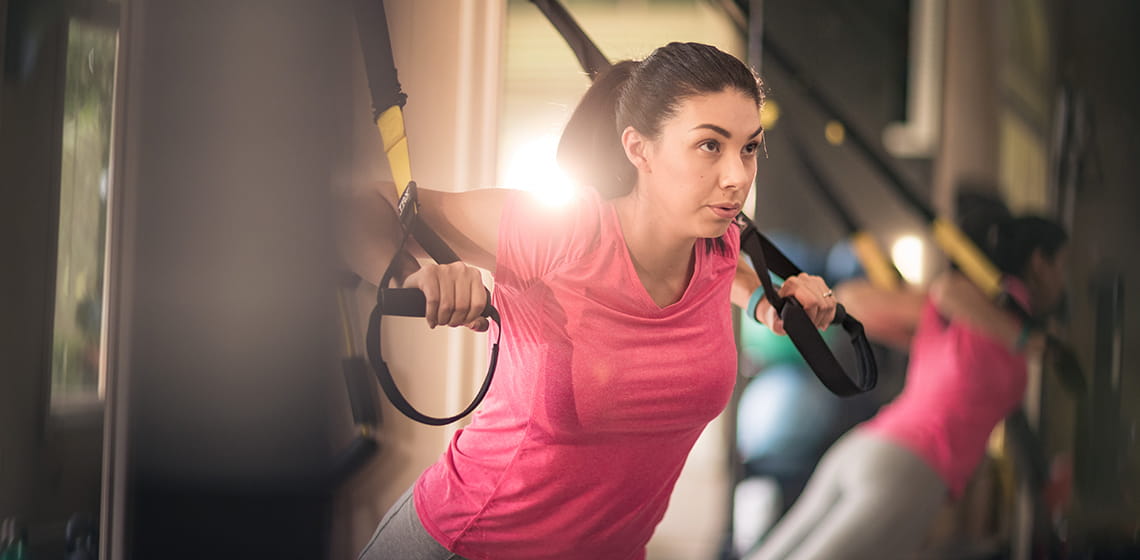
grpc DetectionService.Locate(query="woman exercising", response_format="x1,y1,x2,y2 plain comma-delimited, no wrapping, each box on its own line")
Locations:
341,42,838,560
746,205,1069,560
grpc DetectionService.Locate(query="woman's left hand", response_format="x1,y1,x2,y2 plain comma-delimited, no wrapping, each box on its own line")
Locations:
756,273,838,334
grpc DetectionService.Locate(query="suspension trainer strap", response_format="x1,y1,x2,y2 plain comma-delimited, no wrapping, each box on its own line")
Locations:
353,0,501,425
529,0,611,79
784,130,903,291
762,37,1005,300
768,60,1079,394
365,283,502,426
353,0,411,197
737,214,878,396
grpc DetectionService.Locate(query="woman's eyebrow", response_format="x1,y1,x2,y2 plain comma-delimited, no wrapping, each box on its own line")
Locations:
691,124,765,139
692,123,732,137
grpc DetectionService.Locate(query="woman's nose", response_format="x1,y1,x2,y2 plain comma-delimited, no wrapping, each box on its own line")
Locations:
721,156,753,190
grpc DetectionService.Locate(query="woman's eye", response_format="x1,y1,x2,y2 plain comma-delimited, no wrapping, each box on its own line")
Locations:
699,140,720,153
743,141,760,156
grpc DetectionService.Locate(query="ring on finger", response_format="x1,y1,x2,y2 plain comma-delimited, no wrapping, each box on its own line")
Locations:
822,289,834,298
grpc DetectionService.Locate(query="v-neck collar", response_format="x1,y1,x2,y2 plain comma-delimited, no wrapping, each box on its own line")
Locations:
605,202,703,312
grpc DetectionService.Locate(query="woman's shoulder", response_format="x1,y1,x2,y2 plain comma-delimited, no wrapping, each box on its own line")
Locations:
496,186,606,279
501,185,606,237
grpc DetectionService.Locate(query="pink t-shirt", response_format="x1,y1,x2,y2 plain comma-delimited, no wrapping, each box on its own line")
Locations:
861,279,1032,497
414,188,740,560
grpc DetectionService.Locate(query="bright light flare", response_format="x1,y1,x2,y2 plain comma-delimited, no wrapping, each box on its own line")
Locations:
891,235,925,285
504,134,576,207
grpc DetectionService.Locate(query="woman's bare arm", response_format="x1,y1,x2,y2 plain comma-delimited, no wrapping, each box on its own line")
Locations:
730,254,762,315
929,271,1044,352
416,186,509,272
335,182,511,330
336,182,510,285
832,279,925,351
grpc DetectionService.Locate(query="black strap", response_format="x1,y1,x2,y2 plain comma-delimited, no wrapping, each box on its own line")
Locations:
352,0,407,121
529,0,611,79
366,287,501,427
395,181,461,265
736,214,878,396
353,0,501,427
362,183,502,426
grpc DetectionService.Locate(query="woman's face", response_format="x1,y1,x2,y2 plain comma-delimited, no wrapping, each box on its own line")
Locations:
632,88,762,239
1033,246,1069,315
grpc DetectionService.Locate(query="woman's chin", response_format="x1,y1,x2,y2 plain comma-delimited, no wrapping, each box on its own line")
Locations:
699,220,733,239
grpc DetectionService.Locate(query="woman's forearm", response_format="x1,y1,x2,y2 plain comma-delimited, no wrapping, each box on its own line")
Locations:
731,255,763,320
929,272,1032,350
336,188,418,286
832,279,924,350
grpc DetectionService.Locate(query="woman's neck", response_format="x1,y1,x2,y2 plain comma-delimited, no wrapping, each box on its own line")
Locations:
613,194,696,307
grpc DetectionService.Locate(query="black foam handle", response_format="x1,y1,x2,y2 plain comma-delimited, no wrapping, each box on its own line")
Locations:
380,288,498,321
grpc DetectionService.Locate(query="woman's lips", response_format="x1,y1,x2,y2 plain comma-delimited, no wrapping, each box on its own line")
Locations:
708,204,741,220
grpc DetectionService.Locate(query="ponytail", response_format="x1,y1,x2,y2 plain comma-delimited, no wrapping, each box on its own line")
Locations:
955,189,1067,279
557,60,639,199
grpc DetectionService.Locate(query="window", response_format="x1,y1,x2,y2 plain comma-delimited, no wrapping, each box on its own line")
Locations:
50,18,117,407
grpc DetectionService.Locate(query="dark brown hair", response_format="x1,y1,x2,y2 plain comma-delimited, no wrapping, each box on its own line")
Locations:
956,190,1068,278
557,42,763,199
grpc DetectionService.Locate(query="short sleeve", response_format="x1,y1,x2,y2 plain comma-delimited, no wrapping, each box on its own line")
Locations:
496,187,603,291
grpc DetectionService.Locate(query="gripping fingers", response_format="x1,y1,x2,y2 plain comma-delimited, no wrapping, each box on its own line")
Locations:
443,265,469,327
439,262,484,328
781,274,837,330
406,267,442,328
404,263,486,329
447,265,486,327
466,275,489,326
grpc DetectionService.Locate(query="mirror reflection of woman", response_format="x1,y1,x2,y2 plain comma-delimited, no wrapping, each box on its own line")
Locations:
747,206,1069,560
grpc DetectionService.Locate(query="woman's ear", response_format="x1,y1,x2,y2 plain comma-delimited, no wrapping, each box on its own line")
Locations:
621,126,652,174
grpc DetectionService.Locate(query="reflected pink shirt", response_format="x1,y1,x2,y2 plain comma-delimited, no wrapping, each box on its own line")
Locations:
861,279,1031,497
414,188,740,560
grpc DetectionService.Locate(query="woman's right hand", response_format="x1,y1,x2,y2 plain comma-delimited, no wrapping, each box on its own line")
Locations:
400,262,490,332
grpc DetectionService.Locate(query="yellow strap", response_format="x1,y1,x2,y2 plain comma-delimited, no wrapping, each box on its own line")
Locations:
932,217,1004,298
849,231,900,291
377,105,413,198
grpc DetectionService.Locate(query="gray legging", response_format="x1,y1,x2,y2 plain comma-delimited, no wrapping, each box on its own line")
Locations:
358,486,470,560
745,430,947,560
